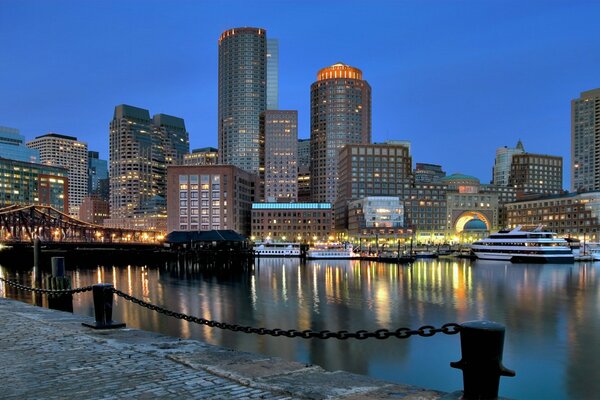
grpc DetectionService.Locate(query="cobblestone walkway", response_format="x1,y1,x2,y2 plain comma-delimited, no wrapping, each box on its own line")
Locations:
0,298,445,399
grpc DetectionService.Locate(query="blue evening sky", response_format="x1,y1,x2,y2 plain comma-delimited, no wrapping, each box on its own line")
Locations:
1,0,599,188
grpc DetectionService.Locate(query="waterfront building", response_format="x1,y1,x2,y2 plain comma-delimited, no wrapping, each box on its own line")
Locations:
218,27,267,174
492,140,525,186
310,62,371,203
266,38,279,110
404,183,449,243
297,138,311,201
78,195,109,225
0,126,39,163
414,163,446,184
0,157,68,212
572,88,600,192
505,191,600,242
106,105,188,232
27,133,88,216
347,197,411,246
509,153,563,199
250,202,333,243
262,110,298,202
166,165,258,235
88,150,108,199
336,142,412,233
183,147,219,166
442,174,499,243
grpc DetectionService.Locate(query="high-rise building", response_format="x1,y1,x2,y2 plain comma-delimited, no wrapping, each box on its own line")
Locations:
492,140,525,186
572,88,600,192
107,104,189,231
267,39,279,110
79,195,109,225
508,153,563,199
0,126,39,163
183,147,219,166
167,165,257,235
297,138,311,201
27,133,88,216
310,62,371,203
218,27,267,174
88,150,108,199
262,110,298,202
414,163,446,183
0,157,68,211
297,138,310,170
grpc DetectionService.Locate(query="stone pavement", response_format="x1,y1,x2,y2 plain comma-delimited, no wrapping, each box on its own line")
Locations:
0,297,449,399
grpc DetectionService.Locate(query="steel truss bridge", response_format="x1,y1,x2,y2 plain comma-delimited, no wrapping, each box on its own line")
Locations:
0,205,164,244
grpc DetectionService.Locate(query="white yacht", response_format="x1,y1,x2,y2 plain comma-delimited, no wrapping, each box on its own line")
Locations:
306,243,359,260
253,242,301,257
471,225,574,263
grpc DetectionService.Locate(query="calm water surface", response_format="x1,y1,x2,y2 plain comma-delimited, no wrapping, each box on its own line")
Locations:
1,257,599,399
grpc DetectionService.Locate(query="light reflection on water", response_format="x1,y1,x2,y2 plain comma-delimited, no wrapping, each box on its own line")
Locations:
2,258,600,399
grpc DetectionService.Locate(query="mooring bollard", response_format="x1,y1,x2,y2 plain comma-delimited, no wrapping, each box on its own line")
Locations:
450,320,515,399
81,283,126,330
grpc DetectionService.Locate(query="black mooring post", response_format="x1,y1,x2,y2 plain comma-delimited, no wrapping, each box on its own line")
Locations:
450,320,515,399
82,284,126,329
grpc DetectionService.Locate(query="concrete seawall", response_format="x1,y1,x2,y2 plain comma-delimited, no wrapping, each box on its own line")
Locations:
0,297,452,399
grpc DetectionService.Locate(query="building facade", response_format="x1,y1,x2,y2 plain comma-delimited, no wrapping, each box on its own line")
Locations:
107,105,189,231
0,126,39,163
0,157,68,211
78,195,109,225
88,150,108,199
505,191,600,242
251,203,333,243
262,110,298,202
572,88,600,192
167,165,257,235
347,197,411,245
183,147,219,166
404,183,449,243
27,133,88,216
414,163,446,184
266,38,279,110
310,62,371,203
509,153,563,199
492,140,525,186
218,27,267,174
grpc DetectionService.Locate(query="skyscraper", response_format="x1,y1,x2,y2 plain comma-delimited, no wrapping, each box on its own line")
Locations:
572,88,600,192
310,62,371,203
107,104,189,231
88,150,108,199
262,110,298,202
267,39,279,110
27,133,88,216
218,27,267,174
492,140,525,186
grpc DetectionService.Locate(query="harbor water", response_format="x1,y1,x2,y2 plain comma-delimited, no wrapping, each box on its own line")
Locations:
1,257,599,399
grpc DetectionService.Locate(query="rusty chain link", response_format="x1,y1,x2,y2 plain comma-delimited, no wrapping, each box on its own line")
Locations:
111,287,461,340
0,277,93,295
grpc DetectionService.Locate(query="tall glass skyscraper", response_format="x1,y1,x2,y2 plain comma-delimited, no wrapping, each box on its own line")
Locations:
88,150,108,199
267,39,279,110
0,126,39,163
572,88,600,192
310,63,371,203
218,27,267,175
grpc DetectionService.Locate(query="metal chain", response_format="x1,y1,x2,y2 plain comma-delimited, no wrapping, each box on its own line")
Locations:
111,287,461,340
0,277,93,295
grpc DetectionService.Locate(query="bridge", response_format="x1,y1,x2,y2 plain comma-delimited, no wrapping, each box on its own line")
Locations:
0,205,164,245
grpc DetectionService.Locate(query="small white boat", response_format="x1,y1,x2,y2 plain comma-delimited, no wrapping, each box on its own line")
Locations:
590,247,600,261
306,242,358,259
253,242,301,257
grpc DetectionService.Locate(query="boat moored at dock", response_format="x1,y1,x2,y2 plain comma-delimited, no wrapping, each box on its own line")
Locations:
253,242,301,257
471,225,574,263
306,242,359,259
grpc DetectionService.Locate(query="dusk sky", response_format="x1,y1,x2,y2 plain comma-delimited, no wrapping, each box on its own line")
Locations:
1,0,600,188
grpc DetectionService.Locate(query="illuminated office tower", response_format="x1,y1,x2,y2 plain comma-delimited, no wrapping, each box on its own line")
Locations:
183,147,219,166
572,88,600,192
27,133,88,216
310,62,371,203
262,110,298,201
107,104,189,231
218,27,267,174
267,39,279,110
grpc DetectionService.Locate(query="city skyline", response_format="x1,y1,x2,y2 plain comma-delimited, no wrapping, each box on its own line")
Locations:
2,1,600,188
